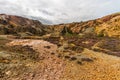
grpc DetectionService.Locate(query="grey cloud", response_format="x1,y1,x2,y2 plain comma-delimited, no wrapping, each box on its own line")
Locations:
0,0,120,24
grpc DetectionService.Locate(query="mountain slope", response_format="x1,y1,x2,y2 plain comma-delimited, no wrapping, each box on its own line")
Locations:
95,13,120,38
0,14,46,36
1,13,120,38
46,13,120,38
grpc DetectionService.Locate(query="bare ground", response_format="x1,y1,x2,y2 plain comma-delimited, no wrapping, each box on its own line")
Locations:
0,39,120,80
1,39,65,80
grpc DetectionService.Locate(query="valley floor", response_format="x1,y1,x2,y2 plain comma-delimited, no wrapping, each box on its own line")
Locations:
0,36,120,80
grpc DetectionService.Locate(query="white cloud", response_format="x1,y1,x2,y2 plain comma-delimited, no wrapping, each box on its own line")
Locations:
0,0,120,24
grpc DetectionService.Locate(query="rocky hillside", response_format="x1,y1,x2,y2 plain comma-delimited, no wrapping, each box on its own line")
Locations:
47,13,120,38
0,14,46,36
1,13,120,38
95,13,120,38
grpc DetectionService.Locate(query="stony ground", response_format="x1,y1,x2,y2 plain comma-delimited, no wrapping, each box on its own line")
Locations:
62,49,120,80
0,35,120,80
0,39,65,80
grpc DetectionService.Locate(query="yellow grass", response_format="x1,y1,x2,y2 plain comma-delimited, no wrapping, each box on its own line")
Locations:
61,49,120,80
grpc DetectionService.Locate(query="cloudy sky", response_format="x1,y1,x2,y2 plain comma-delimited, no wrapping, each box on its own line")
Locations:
0,0,120,24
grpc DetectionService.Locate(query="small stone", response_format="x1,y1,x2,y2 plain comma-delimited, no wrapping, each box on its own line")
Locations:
70,57,77,61
51,52,55,55
64,55,70,59
5,71,11,75
77,61,82,65
44,46,51,49
81,58,93,62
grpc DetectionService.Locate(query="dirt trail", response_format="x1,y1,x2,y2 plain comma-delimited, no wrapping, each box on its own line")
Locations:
7,39,65,80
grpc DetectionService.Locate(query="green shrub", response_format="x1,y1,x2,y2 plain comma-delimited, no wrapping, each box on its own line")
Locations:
97,30,105,37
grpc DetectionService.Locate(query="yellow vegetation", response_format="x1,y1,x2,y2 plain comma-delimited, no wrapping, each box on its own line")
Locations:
61,49,120,80
95,16,120,38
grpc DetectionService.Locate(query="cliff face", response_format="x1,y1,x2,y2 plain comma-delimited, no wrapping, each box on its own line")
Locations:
0,14,46,36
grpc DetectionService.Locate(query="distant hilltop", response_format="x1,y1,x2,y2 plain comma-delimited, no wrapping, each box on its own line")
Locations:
0,14,46,36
